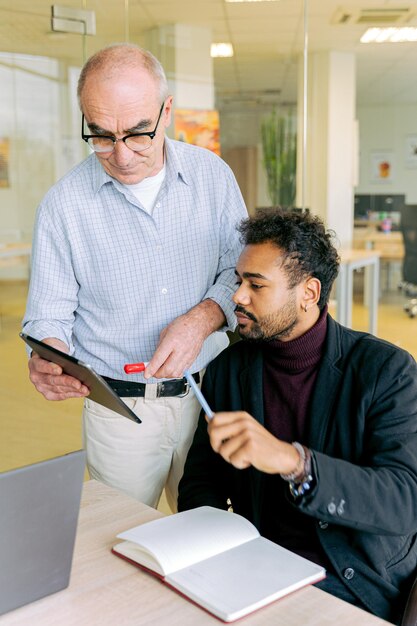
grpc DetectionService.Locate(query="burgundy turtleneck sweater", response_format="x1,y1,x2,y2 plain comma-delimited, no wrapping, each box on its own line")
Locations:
260,305,333,568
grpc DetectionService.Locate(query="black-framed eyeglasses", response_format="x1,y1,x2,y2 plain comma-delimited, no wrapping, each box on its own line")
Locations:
81,102,165,153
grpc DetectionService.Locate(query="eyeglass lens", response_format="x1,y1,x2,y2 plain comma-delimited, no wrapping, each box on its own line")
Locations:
87,134,153,153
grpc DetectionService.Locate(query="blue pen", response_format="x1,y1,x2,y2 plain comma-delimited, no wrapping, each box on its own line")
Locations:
184,370,214,420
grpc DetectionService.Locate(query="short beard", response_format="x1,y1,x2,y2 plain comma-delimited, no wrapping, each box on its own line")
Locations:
237,290,299,342
238,316,297,342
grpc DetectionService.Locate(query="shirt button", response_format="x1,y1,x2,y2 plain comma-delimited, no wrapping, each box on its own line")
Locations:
155,202,161,208
343,568,355,580
161,288,168,294
318,521,329,529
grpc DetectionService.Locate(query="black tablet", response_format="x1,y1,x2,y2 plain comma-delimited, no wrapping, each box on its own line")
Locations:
20,333,141,424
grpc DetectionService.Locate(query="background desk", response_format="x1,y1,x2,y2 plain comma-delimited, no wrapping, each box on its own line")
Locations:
0,242,31,263
336,249,381,336
362,231,404,261
0,480,391,626
0,243,31,273
354,229,404,292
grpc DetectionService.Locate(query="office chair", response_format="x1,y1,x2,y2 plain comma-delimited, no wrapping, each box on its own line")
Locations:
399,206,417,318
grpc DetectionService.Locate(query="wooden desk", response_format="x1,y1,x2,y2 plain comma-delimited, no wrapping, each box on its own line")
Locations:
336,249,381,336
0,480,390,625
362,231,404,261
0,243,31,269
354,228,405,296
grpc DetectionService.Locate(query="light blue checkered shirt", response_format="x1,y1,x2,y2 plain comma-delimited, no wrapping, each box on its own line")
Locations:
23,138,248,382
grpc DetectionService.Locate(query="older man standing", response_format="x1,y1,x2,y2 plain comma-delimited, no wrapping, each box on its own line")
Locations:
23,44,247,510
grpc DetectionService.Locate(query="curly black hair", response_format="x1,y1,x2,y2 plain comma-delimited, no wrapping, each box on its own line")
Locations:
238,209,340,310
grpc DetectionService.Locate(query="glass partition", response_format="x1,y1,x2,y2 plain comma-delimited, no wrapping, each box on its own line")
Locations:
0,0,307,248
0,8,86,277
217,0,305,215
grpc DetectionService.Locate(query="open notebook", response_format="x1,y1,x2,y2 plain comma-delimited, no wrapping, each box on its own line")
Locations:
112,505,326,622
0,450,86,616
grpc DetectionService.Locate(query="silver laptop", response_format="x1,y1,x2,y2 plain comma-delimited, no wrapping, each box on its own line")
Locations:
0,449,86,616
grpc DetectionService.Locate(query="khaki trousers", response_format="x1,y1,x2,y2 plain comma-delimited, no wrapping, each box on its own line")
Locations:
82,376,203,511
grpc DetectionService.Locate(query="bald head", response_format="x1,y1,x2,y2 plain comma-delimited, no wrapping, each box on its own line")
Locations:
77,44,169,110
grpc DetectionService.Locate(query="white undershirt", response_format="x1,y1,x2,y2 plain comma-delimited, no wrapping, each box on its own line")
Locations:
123,164,166,214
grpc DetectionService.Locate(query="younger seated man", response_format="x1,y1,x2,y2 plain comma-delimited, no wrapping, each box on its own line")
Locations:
178,210,417,625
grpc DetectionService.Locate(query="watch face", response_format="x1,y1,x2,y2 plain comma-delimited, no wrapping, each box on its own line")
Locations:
289,473,315,499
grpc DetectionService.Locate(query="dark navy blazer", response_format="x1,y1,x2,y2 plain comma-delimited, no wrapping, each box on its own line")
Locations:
179,315,417,624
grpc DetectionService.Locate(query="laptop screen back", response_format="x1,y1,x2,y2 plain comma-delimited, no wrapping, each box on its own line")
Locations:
0,450,86,616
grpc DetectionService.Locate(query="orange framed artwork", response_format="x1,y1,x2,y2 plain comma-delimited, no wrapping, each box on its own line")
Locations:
0,138,10,188
174,109,221,156
371,151,393,183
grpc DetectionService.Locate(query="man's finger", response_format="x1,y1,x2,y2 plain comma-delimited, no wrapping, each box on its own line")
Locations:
41,388,90,401
29,356,62,376
208,416,253,450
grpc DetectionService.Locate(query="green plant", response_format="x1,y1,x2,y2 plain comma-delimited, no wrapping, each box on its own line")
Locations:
261,110,297,208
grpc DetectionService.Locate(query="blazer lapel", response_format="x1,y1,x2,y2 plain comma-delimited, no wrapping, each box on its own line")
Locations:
308,316,344,451
239,350,265,425
238,348,265,524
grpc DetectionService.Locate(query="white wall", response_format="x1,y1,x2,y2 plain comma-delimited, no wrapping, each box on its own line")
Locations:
356,104,417,204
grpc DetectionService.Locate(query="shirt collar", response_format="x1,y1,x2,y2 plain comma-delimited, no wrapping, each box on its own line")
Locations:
164,136,190,186
90,136,189,195
91,153,111,194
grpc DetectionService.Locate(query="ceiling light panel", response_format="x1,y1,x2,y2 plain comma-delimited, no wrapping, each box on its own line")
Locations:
361,27,417,43
211,43,234,57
